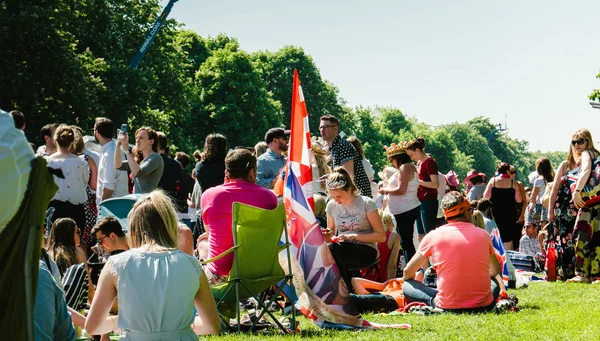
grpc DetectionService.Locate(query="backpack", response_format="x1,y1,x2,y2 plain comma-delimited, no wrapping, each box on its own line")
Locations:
541,181,553,208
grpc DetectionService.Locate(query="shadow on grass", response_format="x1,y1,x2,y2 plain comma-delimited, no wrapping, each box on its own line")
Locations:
518,303,541,310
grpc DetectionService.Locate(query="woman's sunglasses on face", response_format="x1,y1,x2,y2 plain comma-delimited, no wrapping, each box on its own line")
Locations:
571,138,587,146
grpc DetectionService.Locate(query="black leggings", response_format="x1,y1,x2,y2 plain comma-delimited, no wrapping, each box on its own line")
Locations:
394,206,420,263
350,293,399,313
328,242,377,291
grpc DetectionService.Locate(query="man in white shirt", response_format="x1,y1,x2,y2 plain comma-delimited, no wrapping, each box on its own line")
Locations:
94,117,129,205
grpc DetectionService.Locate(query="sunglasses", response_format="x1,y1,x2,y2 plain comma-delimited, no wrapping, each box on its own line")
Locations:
571,138,587,146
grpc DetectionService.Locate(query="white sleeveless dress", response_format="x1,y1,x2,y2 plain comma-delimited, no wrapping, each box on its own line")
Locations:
109,248,202,340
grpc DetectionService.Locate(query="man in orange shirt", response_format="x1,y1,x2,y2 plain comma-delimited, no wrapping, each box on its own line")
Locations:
402,191,501,312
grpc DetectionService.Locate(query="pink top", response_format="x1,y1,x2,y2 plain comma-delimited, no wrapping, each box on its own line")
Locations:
417,221,494,309
201,180,278,276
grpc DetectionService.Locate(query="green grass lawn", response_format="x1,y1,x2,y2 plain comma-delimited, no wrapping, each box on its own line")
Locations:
204,281,600,340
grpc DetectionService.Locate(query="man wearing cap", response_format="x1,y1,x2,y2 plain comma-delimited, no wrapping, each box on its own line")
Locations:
257,127,289,189
402,191,501,312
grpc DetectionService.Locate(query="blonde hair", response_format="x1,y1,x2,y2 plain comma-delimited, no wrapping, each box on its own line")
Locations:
380,209,395,232
254,141,268,158
471,210,485,229
313,194,327,217
128,190,178,248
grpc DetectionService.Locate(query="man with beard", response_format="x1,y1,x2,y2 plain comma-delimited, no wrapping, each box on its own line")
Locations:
94,117,129,205
257,127,289,189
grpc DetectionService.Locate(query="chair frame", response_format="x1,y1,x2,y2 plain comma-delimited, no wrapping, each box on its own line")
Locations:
202,203,297,334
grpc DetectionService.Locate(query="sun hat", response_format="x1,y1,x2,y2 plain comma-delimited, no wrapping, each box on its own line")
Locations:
463,169,487,184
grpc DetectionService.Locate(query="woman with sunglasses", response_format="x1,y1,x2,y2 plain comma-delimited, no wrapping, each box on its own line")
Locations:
545,130,596,281
483,162,523,250
553,129,600,283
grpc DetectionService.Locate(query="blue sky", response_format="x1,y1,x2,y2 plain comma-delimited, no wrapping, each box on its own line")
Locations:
165,0,600,152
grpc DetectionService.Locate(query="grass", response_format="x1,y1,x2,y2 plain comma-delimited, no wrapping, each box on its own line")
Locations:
203,281,600,341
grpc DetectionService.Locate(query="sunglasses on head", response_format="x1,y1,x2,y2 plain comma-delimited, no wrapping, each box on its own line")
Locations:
571,138,587,146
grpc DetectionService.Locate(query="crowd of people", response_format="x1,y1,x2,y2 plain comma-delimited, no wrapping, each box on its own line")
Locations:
4,109,600,340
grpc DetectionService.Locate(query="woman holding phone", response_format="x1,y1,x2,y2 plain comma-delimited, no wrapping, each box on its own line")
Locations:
114,126,164,194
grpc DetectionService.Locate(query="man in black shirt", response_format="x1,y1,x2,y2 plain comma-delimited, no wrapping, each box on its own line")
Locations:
175,152,196,213
156,132,181,199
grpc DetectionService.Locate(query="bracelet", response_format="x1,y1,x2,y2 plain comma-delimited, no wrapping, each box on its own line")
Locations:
575,189,582,193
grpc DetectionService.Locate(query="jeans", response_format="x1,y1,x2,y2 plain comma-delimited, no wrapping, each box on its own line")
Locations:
403,277,501,312
328,242,377,291
416,199,439,236
394,206,420,263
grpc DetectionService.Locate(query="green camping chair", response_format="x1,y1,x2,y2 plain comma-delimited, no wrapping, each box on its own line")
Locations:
202,203,296,333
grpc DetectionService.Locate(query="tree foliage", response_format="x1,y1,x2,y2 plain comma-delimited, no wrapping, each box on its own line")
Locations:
0,0,561,182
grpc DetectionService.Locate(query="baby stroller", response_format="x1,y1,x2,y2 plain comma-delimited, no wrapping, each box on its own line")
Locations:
87,195,139,285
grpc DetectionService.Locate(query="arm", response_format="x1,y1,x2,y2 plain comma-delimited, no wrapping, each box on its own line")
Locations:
548,162,566,222
483,180,493,199
178,224,194,256
386,233,401,280
528,184,541,211
515,182,525,222
419,174,439,189
68,307,86,328
351,277,386,295
573,151,593,209
101,188,114,201
341,159,355,180
192,270,221,335
88,157,98,191
322,214,336,242
402,252,428,281
489,253,501,277
85,262,118,335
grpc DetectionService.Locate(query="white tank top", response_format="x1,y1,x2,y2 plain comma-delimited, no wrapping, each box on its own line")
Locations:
387,170,421,214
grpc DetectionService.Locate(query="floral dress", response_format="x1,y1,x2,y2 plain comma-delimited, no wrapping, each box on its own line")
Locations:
547,171,577,280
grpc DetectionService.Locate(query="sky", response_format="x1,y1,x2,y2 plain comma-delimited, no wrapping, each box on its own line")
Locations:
164,0,600,152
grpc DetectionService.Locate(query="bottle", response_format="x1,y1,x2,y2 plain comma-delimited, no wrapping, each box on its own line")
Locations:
545,241,557,282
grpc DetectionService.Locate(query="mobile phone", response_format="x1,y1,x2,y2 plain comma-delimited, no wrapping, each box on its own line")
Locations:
121,124,128,133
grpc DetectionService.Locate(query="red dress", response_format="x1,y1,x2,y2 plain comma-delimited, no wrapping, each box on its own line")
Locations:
362,231,393,282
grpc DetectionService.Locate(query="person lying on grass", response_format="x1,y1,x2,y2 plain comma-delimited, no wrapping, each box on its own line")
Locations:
350,277,404,313
402,191,502,312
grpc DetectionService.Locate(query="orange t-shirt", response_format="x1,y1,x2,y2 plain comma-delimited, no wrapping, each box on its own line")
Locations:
417,221,494,309
381,278,405,309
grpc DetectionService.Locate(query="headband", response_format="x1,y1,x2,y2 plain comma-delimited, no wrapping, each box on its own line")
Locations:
443,197,471,220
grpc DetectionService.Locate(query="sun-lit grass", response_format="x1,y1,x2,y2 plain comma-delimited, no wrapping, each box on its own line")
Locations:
203,281,600,340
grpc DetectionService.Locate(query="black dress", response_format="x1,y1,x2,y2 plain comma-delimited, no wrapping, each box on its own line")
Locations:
490,179,517,243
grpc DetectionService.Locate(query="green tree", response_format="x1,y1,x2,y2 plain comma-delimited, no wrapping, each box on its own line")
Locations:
195,48,282,147
253,46,343,132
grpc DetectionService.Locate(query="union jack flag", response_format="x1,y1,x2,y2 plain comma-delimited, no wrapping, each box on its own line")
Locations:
490,228,509,286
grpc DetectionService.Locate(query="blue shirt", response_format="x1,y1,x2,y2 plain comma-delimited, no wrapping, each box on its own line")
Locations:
256,149,286,189
34,261,75,341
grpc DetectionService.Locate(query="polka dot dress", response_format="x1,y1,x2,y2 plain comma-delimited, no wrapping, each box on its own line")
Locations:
330,136,372,198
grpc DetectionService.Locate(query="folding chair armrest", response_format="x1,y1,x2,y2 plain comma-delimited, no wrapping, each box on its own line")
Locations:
277,242,291,252
201,245,238,265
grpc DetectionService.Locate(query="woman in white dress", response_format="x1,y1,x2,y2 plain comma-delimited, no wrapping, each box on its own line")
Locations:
85,190,220,339
47,124,89,232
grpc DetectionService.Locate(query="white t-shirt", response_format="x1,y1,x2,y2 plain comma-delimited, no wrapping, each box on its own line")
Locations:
47,157,89,204
96,140,129,206
326,195,378,249
0,113,33,232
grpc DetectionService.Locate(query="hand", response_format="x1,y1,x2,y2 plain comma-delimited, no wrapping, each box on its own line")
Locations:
117,132,129,152
379,188,386,195
320,228,333,242
572,191,586,209
337,234,358,242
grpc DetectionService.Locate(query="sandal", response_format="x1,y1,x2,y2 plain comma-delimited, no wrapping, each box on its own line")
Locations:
566,276,590,283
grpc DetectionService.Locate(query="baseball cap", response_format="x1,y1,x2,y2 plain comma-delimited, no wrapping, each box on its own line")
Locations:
265,128,290,144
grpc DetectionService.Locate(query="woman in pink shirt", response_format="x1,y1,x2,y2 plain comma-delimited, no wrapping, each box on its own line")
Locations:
402,192,502,312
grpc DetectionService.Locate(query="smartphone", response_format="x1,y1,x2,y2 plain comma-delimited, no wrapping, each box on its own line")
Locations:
120,124,128,134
